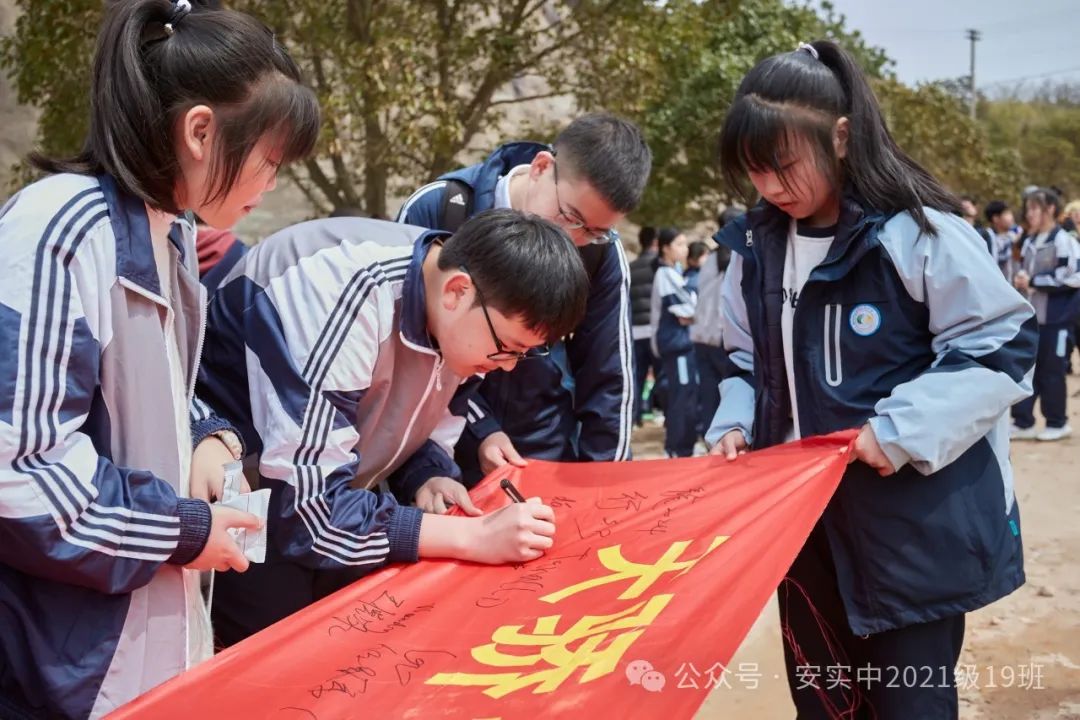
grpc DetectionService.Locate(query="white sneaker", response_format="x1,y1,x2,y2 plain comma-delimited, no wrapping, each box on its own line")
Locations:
1036,425,1073,442
1010,424,1038,440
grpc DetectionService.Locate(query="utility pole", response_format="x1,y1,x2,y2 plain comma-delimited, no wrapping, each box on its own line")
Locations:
966,28,981,119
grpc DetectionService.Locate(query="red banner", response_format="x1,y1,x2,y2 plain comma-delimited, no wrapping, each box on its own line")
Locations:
111,432,854,720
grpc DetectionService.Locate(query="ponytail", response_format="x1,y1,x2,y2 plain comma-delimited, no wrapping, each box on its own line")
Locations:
810,41,961,234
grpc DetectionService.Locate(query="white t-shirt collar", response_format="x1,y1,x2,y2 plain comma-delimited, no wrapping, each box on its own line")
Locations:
494,164,532,210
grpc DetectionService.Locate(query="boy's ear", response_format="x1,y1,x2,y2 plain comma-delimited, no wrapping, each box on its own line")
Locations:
441,271,472,311
529,150,555,179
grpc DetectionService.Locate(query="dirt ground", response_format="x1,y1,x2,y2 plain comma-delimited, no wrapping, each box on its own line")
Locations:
631,375,1080,720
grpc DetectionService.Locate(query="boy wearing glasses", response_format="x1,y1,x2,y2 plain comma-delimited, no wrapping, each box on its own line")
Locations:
196,210,590,644
396,114,652,486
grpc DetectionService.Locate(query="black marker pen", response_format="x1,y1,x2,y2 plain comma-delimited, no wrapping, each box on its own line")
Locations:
500,478,527,504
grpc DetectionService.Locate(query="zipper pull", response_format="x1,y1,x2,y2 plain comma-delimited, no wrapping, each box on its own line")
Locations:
745,229,753,247
435,355,443,392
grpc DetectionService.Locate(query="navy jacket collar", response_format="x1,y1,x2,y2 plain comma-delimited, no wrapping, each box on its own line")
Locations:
399,229,453,352
439,141,549,214
98,174,186,297
717,188,891,282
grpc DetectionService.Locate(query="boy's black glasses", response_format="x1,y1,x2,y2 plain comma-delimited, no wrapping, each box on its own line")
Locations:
550,152,614,244
461,265,550,362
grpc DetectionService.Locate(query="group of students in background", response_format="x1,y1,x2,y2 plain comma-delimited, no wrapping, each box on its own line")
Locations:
629,217,735,457
631,185,1080,459
0,2,1068,718
960,189,1080,441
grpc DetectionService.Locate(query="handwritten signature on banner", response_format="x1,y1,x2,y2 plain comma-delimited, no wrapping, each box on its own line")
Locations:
325,591,435,636
309,642,458,700
425,533,730,698
474,549,592,610
283,485,725,714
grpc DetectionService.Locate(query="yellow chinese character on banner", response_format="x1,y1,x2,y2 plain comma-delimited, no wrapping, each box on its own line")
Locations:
540,535,729,603
427,594,672,697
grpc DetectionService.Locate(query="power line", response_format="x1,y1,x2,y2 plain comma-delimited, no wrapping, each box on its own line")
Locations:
975,6,1069,32
853,6,1071,36
981,64,1080,88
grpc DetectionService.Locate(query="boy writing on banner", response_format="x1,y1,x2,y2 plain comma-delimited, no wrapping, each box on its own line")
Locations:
197,210,590,644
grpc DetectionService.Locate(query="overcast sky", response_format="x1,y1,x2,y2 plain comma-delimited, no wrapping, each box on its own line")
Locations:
817,0,1080,93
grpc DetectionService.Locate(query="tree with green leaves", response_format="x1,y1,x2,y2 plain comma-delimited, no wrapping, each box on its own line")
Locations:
0,0,98,185
878,78,1020,205
981,88,1080,200
3,0,1052,225
3,0,655,217
573,0,892,224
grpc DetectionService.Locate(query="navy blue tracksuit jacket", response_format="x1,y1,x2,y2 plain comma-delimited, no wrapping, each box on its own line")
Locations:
395,143,633,482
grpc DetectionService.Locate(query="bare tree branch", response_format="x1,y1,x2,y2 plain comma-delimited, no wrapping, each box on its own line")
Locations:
488,90,572,108
285,167,330,215
303,158,345,209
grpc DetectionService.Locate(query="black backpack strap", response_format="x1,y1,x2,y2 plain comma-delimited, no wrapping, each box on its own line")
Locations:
440,179,474,232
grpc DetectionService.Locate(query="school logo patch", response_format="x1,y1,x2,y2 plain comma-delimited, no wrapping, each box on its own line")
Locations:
849,304,881,336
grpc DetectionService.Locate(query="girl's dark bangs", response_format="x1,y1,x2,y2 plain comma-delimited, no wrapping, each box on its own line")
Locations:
202,77,320,206
265,80,321,165
720,95,838,201
733,98,796,175
238,76,321,167
720,97,800,199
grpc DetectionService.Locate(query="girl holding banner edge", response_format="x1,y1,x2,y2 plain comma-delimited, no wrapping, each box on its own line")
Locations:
0,0,319,716
706,40,1038,719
